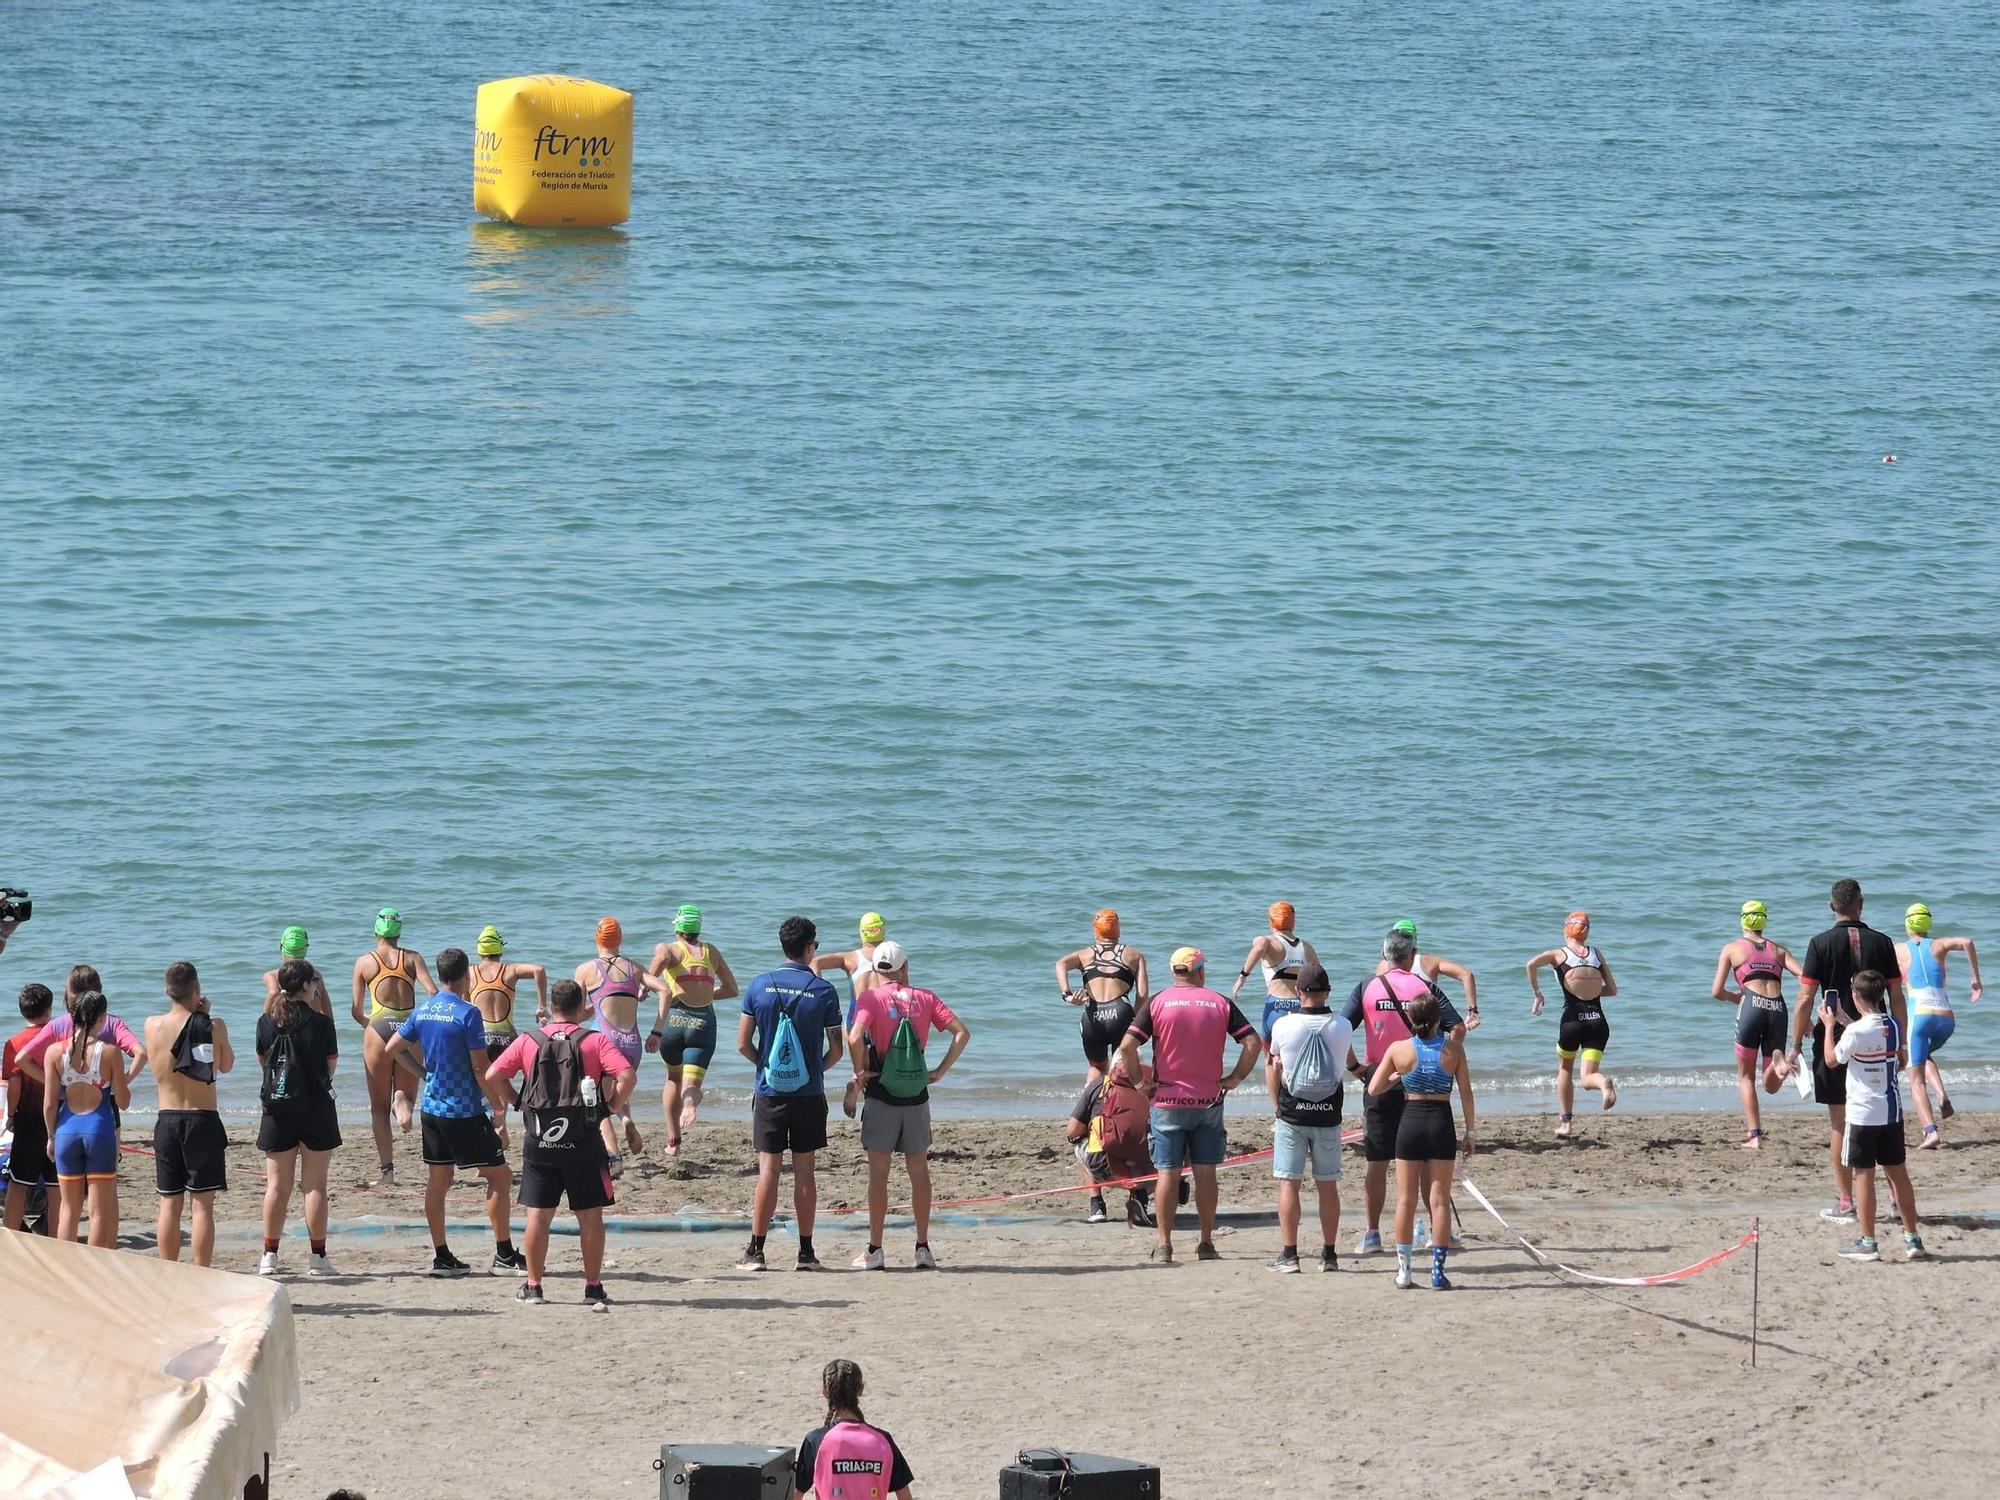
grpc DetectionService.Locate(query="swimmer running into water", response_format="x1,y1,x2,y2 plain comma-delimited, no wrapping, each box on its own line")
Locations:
351,907,435,1186
1375,919,1481,1031
468,925,548,1152
1710,901,1803,1148
648,904,740,1157
1527,911,1617,1137
1056,909,1150,1086
1229,902,1320,1039
1895,902,1982,1147
577,916,672,1165
813,911,890,1005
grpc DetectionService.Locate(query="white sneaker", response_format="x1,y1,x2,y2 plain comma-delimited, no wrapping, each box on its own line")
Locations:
256,1250,279,1277
1394,1257,1414,1290
307,1252,337,1278
913,1244,937,1271
852,1246,886,1271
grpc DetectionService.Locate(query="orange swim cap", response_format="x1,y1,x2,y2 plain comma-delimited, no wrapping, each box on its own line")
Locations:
1093,908,1120,942
1269,901,1295,932
595,916,623,949
1565,910,1591,939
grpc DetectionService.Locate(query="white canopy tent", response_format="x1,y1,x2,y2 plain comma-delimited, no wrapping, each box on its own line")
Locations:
0,1231,299,1499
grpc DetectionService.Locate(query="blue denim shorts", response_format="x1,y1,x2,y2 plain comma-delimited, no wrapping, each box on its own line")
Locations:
1148,1103,1226,1169
1271,1119,1344,1182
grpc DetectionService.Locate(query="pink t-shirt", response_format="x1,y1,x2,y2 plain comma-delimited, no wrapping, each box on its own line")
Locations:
1126,985,1256,1109
850,984,958,1057
1355,968,1436,1065
489,1022,633,1083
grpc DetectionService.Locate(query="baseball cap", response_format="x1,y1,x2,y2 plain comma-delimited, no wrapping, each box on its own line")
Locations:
872,939,908,973
1169,946,1204,974
1296,961,1331,995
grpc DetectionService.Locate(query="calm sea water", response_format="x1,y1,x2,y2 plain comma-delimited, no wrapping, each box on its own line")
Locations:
6,0,1998,1121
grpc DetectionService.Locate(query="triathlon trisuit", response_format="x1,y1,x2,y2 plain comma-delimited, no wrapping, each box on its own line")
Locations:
368,949,416,1039
1732,939,1788,1059
1078,942,1137,1066
589,956,644,1066
1906,937,1956,1069
52,1041,118,1181
1259,932,1309,1038
470,961,517,1050
658,940,720,1077
1554,943,1609,1060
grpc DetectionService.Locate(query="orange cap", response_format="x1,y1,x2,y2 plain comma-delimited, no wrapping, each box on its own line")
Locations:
1093,908,1119,941
595,916,623,949
1268,900,1295,932
1564,910,1591,939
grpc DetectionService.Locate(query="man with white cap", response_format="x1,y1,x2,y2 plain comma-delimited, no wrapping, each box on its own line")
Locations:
846,940,971,1270
1115,946,1261,1264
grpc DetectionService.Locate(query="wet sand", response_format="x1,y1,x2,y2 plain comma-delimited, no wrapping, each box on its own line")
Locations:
59,1106,2000,1497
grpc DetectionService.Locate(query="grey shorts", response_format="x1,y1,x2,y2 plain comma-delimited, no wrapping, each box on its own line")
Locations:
860,1097,932,1156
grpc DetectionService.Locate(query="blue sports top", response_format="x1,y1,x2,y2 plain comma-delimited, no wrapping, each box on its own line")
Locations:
1404,1033,1454,1096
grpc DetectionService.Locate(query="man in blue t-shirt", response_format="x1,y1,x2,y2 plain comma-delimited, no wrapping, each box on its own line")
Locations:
385,947,522,1278
734,915,845,1272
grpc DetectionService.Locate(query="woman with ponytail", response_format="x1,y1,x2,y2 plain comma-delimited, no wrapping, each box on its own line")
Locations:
790,1359,915,1499
42,988,127,1246
256,958,343,1276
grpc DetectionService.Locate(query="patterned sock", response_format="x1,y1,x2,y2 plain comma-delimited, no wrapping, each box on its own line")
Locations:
1395,1244,1413,1272
1431,1244,1449,1276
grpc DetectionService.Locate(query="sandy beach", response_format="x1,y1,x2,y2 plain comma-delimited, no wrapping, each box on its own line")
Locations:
62,1107,2000,1497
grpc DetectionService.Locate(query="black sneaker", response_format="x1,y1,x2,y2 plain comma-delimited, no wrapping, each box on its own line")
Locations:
1086,1196,1108,1224
1319,1246,1339,1274
429,1248,471,1277
796,1251,824,1272
736,1244,767,1272
515,1282,544,1304
1127,1196,1157,1229
490,1248,528,1277
584,1283,611,1313
1195,1241,1221,1262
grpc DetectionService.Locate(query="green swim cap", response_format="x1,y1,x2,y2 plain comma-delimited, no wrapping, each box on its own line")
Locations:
280,925,309,958
1392,919,1418,942
674,904,702,936
476,924,504,956
1740,900,1767,933
374,906,403,939
1906,902,1932,935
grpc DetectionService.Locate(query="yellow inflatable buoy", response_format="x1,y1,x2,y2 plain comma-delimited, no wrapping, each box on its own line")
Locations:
473,75,631,227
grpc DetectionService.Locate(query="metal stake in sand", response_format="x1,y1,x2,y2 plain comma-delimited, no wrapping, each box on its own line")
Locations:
1749,1216,1761,1368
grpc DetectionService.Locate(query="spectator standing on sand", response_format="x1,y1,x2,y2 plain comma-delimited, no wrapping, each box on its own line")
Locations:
146,960,235,1267
1114,946,1261,1265
1824,969,1925,1263
1265,962,1360,1274
256,958,342,1278
736,916,846,1273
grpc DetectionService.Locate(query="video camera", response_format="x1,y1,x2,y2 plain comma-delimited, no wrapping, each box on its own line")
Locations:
0,889,29,925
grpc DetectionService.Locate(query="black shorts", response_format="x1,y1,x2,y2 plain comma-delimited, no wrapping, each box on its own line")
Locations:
1080,999,1136,1067
154,1110,228,1196
1811,1021,1847,1105
421,1110,507,1170
520,1154,614,1212
752,1093,829,1155
7,1113,55,1188
1395,1097,1459,1162
1362,1085,1405,1163
1735,996,1788,1058
257,1099,343,1155
1843,1120,1906,1170
1558,1005,1609,1059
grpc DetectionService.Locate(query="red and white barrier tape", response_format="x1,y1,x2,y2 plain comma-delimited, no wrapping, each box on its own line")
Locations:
1458,1175,1758,1287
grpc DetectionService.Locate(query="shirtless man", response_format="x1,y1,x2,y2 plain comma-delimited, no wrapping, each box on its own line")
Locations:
263,925,333,1016
468,925,548,1152
1230,901,1321,1041
351,907,435,1187
1374,920,1481,1032
577,916,672,1164
647,905,740,1156
145,961,234,1267
814,911,890,1008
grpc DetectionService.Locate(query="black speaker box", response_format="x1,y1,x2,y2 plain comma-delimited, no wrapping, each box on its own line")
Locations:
999,1448,1161,1498
657,1442,795,1498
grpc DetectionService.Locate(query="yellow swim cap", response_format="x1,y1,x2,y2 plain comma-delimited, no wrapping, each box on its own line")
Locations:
859,911,886,942
1905,902,1932,935
1739,900,1767,932
476,925,504,956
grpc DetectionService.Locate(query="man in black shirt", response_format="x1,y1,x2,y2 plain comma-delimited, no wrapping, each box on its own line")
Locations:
1792,878,1907,1224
